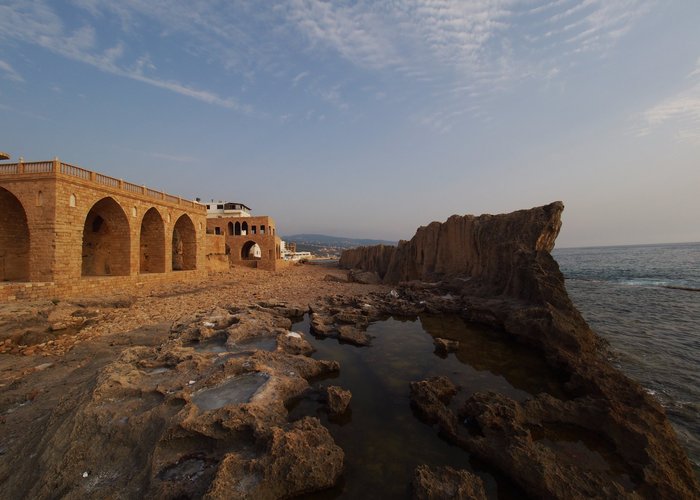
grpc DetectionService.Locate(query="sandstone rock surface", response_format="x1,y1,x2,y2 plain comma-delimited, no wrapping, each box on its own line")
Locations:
412,465,487,500
325,385,352,416
344,203,700,498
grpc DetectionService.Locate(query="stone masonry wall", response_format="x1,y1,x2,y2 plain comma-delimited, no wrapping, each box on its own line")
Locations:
0,165,208,300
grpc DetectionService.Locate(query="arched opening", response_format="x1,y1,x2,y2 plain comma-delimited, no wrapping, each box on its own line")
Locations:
82,197,131,276
69,193,77,207
172,214,197,270
251,225,257,235
139,208,165,273
261,225,266,235
228,222,234,235
241,240,261,260
0,187,30,281
241,221,248,235
234,221,241,236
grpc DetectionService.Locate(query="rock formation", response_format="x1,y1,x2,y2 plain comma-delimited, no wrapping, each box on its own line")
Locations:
342,202,700,498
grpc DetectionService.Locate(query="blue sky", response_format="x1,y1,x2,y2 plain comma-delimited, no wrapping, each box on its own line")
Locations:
1,1,699,247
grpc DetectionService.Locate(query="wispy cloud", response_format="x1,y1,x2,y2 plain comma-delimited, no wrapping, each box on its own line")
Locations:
0,59,24,82
0,1,249,112
0,1,654,129
634,82,700,145
634,61,700,144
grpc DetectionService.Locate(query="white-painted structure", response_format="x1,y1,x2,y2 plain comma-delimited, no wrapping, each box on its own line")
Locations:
205,201,251,218
280,240,312,261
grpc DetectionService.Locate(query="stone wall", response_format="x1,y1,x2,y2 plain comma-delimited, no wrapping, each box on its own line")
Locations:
0,161,208,300
206,215,282,269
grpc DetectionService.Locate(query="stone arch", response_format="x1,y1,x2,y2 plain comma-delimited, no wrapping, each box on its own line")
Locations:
228,221,234,236
82,197,131,276
241,240,261,260
172,214,197,271
140,208,165,273
242,221,248,235
0,187,30,281
234,221,241,235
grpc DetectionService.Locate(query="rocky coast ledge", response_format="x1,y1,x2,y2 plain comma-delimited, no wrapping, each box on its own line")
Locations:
0,202,697,498
340,201,700,498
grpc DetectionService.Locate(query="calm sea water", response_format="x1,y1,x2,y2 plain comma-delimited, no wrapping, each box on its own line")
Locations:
553,242,700,473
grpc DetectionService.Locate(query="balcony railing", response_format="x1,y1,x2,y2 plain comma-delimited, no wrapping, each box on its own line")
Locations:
0,158,203,210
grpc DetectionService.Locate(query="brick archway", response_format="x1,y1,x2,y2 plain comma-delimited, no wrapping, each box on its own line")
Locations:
0,187,30,281
172,214,197,271
241,240,261,260
82,197,131,276
140,208,165,273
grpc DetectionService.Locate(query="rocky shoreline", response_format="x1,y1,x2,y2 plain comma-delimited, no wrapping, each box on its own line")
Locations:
340,202,700,497
0,202,698,498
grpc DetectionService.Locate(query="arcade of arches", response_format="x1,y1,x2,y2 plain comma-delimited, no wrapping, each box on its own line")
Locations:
0,187,30,282
0,185,203,287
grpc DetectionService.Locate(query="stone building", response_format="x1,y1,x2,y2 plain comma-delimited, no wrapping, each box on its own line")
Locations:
0,158,210,301
205,201,282,270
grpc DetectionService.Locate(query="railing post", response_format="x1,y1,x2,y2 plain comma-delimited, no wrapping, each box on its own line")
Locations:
18,156,24,174
142,185,146,195
119,179,124,190
53,157,60,173
89,171,95,182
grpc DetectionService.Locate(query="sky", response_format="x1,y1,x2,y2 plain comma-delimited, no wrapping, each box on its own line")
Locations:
0,1,699,248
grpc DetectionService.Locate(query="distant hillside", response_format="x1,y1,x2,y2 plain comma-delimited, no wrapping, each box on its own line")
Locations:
282,234,397,256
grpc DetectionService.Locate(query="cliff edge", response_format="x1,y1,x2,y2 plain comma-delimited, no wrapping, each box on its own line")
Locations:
340,202,700,498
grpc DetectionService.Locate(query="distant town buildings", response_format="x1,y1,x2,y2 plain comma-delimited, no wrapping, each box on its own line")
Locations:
280,241,312,261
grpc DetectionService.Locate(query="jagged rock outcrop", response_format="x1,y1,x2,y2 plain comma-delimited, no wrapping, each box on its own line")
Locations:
344,202,700,498
340,202,563,300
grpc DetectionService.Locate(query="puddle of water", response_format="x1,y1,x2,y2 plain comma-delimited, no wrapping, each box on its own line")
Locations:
192,373,269,411
191,336,277,353
159,457,206,481
290,313,561,499
231,336,277,352
143,367,171,376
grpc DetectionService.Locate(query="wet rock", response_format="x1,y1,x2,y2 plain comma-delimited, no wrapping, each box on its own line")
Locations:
412,465,486,500
347,269,382,285
333,310,369,326
409,376,459,437
310,313,335,337
206,417,343,499
278,331,315,356
433,337,459,356
325,386,351,416
337,325,371,346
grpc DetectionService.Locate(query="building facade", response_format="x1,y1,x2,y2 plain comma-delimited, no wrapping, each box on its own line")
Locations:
0,158,208,300
206,203,282,270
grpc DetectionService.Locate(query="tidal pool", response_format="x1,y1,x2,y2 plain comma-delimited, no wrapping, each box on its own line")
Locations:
192,335,277,354
290,314,569,499
192,373,269,411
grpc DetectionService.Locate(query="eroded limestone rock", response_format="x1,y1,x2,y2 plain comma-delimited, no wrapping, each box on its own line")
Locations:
325,385,352,416
412,465,486,500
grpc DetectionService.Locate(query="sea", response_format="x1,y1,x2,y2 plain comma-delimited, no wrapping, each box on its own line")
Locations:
553,242,700,474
